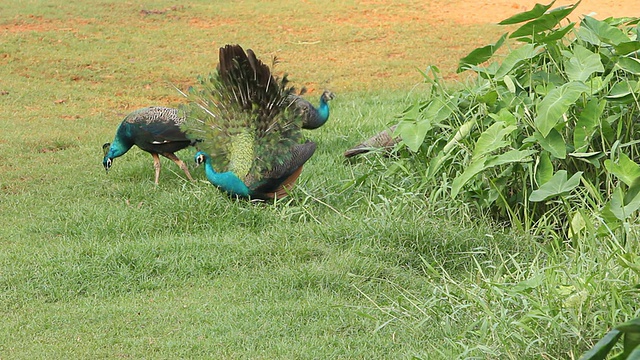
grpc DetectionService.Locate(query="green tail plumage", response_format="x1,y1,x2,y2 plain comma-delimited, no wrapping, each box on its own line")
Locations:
179,44,315,199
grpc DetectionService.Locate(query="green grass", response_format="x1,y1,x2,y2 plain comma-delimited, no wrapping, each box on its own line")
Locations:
2,1,640,359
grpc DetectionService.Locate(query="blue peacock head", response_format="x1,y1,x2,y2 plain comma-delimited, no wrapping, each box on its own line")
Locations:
321,90,335,103
194,151,207,167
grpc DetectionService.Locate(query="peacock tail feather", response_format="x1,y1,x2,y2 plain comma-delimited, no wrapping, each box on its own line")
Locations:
228,129,254,181
179,44,307,188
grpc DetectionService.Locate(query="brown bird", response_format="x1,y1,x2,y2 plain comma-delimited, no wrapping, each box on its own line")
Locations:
344,125,400,158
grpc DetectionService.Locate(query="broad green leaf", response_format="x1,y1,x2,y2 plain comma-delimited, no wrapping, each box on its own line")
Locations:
534,22,576,43
529,170,583,202
564,45,604,82
510,2,580,39
536,151,553,186
599,202,622,235
485,149,536,167
616,57,640,75
568,211,586,239
581,16,630,46
604,153,640,187
478,89,499,106
617,317,640,359
398,97,452,152
451,158,486,198
606,80,637,98
614,41,640,56
529,70,566,87
573,98,605,152
576,25,602,46
606,80,640,103
487,108,517,127
457,33,508,72
624,346,640,359
472,122,517,159
503,75,516,93
577,328,622,360
424,96,454,122
535,81,589,137
498,1,556,25
605,181,640,221
615,317,640,333
535,128,567,159
452,148,534,199
624,179,640,216
397,119,432,152
402,103,421,121
495,44,543,79
570,152,604,168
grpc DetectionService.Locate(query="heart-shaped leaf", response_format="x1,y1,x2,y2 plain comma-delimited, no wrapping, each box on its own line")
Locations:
529,170,583,202
535,81,589,137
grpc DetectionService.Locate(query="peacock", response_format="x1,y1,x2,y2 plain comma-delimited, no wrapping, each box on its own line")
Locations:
343,125,400,158
102,106,196,184
179,44,316,200
290,90,335,129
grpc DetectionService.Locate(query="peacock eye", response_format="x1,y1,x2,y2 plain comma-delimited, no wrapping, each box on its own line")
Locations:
106,158,112,169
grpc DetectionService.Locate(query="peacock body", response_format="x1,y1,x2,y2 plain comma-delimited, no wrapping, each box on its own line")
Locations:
180,44,316,200
102,106,195,184
290,90,335,130
343,125,400,158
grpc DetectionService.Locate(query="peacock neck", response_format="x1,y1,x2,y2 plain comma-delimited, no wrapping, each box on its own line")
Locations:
202,157,251,198
106,137,133,159
317,98,330,123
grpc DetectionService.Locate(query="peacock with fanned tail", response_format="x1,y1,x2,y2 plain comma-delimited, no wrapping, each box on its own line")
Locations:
179,44,316,200
290,90,335,130
102,106,196,184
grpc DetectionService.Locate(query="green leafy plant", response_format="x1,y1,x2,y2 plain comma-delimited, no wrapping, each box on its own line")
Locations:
579,317,640,360
394,1,640,239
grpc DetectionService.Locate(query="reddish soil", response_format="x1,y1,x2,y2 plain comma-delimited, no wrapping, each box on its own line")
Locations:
3,1,638,92
439,0,640,25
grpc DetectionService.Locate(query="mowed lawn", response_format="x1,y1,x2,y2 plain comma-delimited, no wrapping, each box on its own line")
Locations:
2,1,639,359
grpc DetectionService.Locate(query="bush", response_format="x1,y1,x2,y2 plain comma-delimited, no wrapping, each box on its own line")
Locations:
394,1,640,240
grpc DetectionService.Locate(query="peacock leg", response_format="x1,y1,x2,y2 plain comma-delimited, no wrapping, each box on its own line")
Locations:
162,153,194,182
151,153,161,184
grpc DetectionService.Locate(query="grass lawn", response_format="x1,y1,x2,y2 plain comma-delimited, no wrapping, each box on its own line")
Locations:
1,1,639,359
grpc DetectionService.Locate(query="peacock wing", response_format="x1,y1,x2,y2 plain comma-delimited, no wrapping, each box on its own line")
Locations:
126,107,190,144
247,141,316,196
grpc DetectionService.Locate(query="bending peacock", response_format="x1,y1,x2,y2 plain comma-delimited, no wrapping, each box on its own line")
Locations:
290,90,335,130
179,44,316,200
102,106,196,184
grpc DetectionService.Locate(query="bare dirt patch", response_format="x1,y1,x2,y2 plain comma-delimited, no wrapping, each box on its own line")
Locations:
3,1,637,92
440,0,640,25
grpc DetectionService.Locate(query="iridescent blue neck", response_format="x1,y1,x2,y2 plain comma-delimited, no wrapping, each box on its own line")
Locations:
317,97,330,124
106,138,131,159
201,154,251,197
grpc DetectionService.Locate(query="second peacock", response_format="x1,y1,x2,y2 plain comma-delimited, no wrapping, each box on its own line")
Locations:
179,44,316,200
